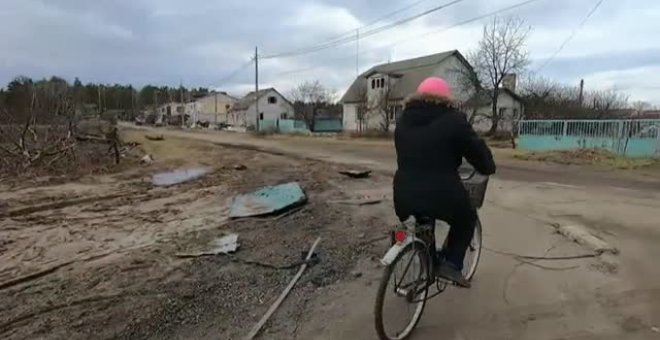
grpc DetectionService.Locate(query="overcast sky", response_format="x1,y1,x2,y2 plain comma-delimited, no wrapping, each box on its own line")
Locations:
1,0,658,104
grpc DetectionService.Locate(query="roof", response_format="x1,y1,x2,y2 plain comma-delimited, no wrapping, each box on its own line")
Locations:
231,88,292,111
465,88,524,108
340,50,473,103
196,91,238,103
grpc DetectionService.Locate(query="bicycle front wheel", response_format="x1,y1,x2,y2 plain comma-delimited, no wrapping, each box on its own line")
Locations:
374,243,429,340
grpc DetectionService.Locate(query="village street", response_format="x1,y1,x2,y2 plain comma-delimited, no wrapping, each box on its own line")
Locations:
124,125,660,340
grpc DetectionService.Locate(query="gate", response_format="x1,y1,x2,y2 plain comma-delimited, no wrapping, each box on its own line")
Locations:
518,119,660,157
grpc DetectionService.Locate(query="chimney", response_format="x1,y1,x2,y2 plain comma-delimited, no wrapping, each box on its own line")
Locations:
502,73,517,93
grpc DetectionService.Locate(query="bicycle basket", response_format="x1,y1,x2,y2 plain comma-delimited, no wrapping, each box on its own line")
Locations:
462,175,489,208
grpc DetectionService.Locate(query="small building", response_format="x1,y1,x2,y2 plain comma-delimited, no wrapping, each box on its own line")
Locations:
228,88,295,129
340,50,476,132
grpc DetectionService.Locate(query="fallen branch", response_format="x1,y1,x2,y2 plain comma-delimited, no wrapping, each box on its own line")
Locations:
244,237,321,340
328,198,382,206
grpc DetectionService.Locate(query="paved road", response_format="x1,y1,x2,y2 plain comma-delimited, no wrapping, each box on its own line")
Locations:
126,125,660,340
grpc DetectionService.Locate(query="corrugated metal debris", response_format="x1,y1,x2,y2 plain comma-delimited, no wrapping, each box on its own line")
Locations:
229,182,307,218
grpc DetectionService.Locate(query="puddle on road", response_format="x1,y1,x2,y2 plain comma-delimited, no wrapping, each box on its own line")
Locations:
152,168,209,186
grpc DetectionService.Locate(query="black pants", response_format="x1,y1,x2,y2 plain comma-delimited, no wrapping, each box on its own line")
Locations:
417,210,476,271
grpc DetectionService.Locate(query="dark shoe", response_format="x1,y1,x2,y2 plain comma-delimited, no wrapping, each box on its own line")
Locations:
435,262,471,288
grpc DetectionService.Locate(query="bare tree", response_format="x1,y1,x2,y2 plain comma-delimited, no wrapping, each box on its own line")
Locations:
451,65,485,125
469,16,531,135
288,80,336,131
375,80,395,132
587,89,629,118
632,100,651,115
353,86,371,133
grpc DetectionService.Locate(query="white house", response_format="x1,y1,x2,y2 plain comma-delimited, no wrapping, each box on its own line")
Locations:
466,74,525,133
228,88,294,128
469,88,525,133
340,50,476,132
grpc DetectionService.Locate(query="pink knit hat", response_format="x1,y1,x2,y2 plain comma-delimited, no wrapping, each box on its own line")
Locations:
417,77,452,99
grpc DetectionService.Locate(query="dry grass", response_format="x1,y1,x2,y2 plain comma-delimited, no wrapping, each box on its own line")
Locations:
513,149,659,170
120,129,214,166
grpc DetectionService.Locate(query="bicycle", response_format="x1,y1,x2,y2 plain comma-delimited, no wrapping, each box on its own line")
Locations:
374,168,488,340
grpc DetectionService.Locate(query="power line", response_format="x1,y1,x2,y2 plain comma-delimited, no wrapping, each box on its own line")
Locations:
215,59,253,86
271,0,546,77
363,0,545,53
536,0,605,72
296,0,436,50
261,0,465,59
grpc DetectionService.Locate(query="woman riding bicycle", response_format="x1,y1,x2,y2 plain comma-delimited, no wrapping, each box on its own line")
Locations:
393,77,496,288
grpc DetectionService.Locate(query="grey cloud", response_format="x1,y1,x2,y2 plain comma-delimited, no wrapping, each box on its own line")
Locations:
0,0,658,101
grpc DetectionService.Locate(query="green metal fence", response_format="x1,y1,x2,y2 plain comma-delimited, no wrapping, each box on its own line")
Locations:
518,119,660,157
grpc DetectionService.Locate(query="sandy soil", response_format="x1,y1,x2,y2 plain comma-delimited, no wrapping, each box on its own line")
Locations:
0,131,395,340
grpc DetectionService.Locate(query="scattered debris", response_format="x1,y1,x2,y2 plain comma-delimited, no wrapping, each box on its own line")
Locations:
230,182,307,218
652,326,659,333
245,237,322,340
176,234,240,258
212,234,240,254
234,164,248,171
152,168,209,186
552,224,619,255
144,134,164,141
140,154,154,165
339,170,371,179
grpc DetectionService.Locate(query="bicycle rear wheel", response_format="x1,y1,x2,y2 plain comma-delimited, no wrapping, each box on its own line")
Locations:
374,243,429,340
462,216,482,281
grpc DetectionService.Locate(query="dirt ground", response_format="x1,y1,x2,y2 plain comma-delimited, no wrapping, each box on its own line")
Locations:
0,130,396,340
4,126,660,340
111,125,660,340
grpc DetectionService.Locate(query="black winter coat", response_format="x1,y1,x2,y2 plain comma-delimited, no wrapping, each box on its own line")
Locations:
393,93,496,222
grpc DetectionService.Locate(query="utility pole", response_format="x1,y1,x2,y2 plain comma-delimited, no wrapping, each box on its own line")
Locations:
130,86,136,120
179,80,184,126
578,79,585,106
355,28,360,76
214,92,218,126
254,46,260,131
97,85,102,114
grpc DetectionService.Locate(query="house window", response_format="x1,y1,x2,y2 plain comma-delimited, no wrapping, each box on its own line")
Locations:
380,78,385,88
268,96,277,104
499,108,507,117
280,113,288,119
371,79,376,89
259,113,264,120
513,108,519,118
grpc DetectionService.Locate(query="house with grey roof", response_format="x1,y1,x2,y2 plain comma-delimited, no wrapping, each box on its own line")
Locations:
340,50,476,132
228,88,294,128
466,75,525,133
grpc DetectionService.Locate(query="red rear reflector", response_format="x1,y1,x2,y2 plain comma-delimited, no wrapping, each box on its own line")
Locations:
394,230,407,243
